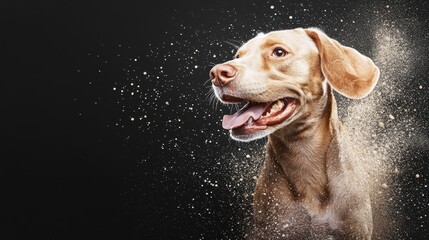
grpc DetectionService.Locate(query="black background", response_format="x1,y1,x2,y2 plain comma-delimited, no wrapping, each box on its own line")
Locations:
2,0,429,239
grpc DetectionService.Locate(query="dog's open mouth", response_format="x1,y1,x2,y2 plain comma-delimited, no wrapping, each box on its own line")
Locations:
222,98,298,134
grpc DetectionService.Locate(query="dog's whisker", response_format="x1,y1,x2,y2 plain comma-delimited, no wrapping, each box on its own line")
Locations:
205,89,221,111
224,40,241,50
205,89,214,101
233,103,241,112
206,93,213,103
204,78,213,86
208,62,217,67
227,38,244,46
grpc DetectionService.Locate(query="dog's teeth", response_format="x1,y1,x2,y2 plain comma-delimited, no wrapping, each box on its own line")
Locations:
262,100,285,118
246,118,253,125
270,100,284,113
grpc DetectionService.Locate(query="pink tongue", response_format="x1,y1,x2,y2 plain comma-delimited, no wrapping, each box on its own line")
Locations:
222,103,270,130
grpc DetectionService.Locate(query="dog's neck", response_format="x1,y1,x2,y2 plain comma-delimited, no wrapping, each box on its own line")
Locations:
266,89,337,209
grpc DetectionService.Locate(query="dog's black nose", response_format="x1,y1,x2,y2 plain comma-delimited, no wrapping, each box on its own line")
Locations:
210,64,237,87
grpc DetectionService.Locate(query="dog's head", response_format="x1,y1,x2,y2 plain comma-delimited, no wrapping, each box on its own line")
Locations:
210,28,380,142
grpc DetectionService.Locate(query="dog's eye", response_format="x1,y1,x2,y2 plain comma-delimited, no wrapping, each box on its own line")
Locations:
272,48,287,57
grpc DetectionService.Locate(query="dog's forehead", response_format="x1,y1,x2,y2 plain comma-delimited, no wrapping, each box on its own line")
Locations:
240,29,311,52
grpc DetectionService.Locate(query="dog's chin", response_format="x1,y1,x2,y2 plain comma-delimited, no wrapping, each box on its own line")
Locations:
225,98,299,142
230,126,278,142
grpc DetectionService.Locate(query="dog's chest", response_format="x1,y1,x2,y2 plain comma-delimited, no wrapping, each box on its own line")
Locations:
277,204,336,238
252,201,337,239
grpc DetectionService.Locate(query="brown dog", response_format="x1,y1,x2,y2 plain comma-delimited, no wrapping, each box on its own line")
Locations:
209,28,379,239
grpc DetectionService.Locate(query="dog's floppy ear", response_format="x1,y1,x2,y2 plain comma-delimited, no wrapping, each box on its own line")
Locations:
305,28,380,99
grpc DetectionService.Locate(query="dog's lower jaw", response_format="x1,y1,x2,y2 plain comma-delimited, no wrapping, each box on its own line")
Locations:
229,125,280,142
229,116,300,142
